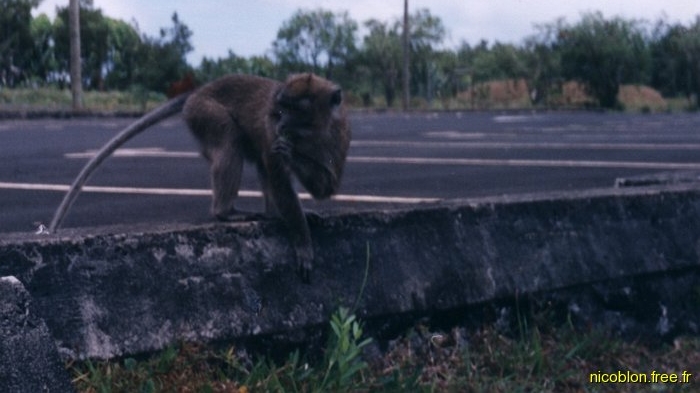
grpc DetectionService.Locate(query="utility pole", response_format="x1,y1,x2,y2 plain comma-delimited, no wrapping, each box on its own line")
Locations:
402,0,410,111
69,0,83,111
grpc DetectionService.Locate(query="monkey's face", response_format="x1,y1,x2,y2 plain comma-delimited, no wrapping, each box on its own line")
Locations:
271,74,343,143
270,73,350,199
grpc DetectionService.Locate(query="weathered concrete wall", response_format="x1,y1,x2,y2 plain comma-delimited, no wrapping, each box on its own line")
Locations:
1,184,700,361
0,276,75,393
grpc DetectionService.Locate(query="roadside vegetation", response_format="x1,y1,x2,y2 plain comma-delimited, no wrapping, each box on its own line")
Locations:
1,80,693,114
69,306,700,393
4,1,700,112
0,86,164,113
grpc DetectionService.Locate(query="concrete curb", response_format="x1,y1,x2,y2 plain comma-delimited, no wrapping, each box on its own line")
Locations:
1,184,700,361
0,276,75,393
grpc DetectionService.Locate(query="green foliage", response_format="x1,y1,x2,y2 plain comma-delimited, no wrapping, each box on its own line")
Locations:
6,3,700,110
132,12,193,93
102,18,142,90
0,86,165,112
557,12,649,109
0,0,41,86
361,19,402,107
522,20,564,105
407,9,447,103
70,307,374,393
272,8,358,80
242,307,373,392
651,16,700,106
69,308,700,392
197,51,275,83
54,3,111,89
29,13,56,82
318,307,373,391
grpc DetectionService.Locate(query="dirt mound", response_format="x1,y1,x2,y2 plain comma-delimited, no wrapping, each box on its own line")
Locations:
459,79,668,111
458,79,530,109
618,84,667,111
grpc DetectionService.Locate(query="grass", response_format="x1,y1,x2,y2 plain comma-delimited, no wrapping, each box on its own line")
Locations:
0,86,166,113
68,306,700,393
69,307,374,393
3,81,698,114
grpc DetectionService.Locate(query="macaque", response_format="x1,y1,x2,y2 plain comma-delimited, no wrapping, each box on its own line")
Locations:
49,73,351,281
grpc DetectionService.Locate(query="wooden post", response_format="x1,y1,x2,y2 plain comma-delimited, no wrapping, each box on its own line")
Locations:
69,0,83,111
402,0,410,111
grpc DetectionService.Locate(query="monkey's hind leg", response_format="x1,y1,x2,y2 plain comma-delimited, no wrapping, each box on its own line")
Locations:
186,100,248,222
207,145,246,221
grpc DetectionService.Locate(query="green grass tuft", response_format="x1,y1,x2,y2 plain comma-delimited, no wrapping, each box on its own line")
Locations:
68,306,699,393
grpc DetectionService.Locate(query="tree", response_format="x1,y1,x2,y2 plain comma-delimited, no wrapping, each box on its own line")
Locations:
0,0,41,86
558,12,649,109
69,0,83,108
132,12,193,93
55,1,110,90
197,50,274,83
432,49,464,106
103,18,141,90
406,8,445,103
672,18,700,103
198,50,249,82
361,19,402,106
30,12,57,84
523,20,564,105
356,9,445,106
272,8,357,79
651,17,700,104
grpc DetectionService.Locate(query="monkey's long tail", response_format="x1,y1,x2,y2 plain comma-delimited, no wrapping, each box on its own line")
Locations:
48,93,192,233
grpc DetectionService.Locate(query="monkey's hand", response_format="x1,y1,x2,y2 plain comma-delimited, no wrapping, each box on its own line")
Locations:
295,244,314,283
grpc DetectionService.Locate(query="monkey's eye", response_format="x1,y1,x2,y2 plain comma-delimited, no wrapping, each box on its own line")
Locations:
277,94,314,114
270,108,284,120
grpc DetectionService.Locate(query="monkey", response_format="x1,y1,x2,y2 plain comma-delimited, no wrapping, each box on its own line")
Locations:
48,73,351,282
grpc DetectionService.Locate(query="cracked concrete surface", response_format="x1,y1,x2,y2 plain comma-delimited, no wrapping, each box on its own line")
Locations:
1,184,700,362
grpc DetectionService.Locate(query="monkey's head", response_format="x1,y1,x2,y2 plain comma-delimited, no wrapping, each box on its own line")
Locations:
272,73,343,138
270,73,351,199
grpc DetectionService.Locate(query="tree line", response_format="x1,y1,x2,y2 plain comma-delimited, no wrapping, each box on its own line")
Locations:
3,0,700,109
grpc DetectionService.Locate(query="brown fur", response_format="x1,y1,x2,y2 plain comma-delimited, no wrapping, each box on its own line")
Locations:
49,73,350,282
183,73,350,280
166,72,197,98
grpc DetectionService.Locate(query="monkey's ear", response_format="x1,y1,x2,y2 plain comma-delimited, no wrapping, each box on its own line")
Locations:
330,88,342,107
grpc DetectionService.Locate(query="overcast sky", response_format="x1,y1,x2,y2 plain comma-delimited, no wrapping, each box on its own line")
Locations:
34,0,700,66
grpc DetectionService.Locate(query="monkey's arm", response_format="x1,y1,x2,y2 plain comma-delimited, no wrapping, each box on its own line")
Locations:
294,156,340,199
48,93,192,233
267,151,314,282
274,136,341,200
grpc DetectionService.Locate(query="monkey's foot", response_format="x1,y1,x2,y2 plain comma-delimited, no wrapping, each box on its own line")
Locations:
295,246,314,284
215,210,267,222
303,209,323,224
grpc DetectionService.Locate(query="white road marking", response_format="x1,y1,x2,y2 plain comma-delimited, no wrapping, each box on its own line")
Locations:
349,156,700,170
493,115,543,123
50,144,700,204
64,146,700,170
65,139,700,163
353,140,700,151
423,131,487,139
65,148,199,159
0,182,439,204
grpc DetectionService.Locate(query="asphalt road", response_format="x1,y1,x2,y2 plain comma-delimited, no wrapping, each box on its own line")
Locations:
2,111,700,234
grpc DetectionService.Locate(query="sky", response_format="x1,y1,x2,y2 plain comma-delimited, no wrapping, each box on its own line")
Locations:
33,0,700,66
